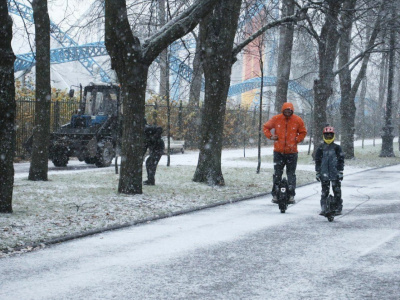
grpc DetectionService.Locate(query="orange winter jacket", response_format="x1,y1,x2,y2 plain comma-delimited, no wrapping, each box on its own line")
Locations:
263,102,307,154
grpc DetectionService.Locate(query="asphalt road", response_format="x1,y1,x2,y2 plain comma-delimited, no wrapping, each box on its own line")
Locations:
1,165,399,300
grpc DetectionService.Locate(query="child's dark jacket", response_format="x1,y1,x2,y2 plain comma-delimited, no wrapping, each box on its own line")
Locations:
315,142,344,181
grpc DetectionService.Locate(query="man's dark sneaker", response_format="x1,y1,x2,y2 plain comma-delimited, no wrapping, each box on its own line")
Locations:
288,196,295,204
319,211,325,216
143,180,155,185
271,195,278,204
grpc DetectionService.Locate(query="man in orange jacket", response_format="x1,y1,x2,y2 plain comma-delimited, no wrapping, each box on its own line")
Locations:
263,102,307,204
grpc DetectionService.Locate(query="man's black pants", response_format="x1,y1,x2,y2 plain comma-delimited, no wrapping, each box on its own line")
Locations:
145,149,163,184
272,151,298,197
320,180,342,210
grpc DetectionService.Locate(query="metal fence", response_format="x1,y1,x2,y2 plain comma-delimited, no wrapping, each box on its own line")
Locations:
15,98,312,158
15,98,79,158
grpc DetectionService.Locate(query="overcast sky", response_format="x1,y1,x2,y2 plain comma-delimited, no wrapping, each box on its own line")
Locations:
11,0,94,53
11,0,106,88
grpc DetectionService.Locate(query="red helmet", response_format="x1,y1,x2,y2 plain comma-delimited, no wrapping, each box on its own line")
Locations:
323,126,335,134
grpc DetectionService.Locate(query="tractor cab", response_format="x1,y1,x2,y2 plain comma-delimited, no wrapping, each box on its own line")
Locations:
70,83,120,129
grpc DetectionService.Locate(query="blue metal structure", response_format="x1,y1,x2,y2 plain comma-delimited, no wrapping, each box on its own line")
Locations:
11,0,314,103
15,42,108,72
227,76,313,101
8,0,111,82
15,41,203,87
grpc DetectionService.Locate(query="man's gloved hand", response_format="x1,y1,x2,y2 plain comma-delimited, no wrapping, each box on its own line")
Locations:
316,172,321,182
270,135,278,141
338,171,343,181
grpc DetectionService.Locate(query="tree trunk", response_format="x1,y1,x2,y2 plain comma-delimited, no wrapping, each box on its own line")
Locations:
312,0,343,150
380,2,396,158
394,66,400,135
158,0,167,98
378,52,388,114
0,0,15,213
338,0,384,158
118,64,149,194
313,78,333,147
104,0,218,194
29,0,51,181
359,77,367,147
338,0,356,159
193,0,242,185
188,32,204,108
274,0,295,113
186,27,205,149
257,45,265,174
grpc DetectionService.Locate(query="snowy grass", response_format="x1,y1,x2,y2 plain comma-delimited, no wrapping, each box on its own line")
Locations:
348,142,400,167
1,164,314,254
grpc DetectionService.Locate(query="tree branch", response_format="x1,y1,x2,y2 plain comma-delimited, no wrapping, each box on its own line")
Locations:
303,11,320,42
333,42,383,77
142,0,218,63
350,0,386,98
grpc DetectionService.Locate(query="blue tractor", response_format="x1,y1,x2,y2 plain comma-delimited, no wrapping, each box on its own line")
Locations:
49,83,121,167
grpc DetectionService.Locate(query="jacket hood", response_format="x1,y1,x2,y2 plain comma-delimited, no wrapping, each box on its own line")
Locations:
281,102,295,113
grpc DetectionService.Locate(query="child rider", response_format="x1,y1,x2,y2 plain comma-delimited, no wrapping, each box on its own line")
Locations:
315,126,345,215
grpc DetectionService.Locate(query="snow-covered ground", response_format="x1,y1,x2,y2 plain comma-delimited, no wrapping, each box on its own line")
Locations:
3,138,400,256
1,163,399,299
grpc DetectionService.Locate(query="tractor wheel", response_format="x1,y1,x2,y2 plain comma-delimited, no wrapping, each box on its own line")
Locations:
52,147,69,167
84,157,97,164
95,140,114,168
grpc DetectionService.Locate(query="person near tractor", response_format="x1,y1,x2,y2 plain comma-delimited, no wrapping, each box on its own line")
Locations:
263,102,307,204
315,126,345,215
143,123,165,185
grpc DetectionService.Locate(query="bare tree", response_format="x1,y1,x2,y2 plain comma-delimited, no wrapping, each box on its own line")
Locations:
304,0,344,151
104,0,219,194
358,77,367,147
158,0,168,98
274,0,295,113
188,32,204,108
192,0,243,185
256,30,267,174
0,0,16,213
193,3,308,185
184,30,204,149
380,0,397,157
28,0,51,181
337,0,385,159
